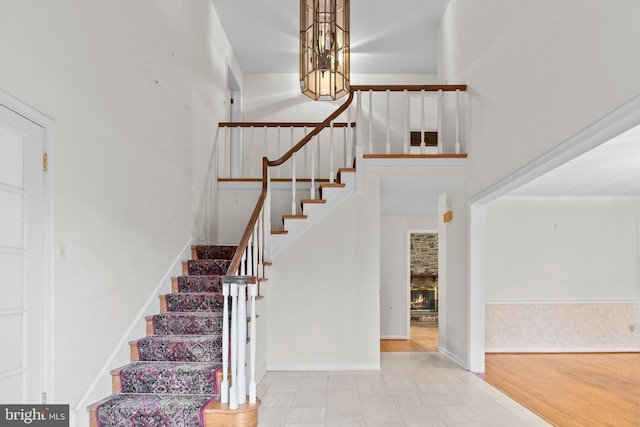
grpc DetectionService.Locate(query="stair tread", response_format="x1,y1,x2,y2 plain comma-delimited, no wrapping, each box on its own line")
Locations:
319,183,346,188
300,199,326,204
271,230,288,235
113,361,222,395
282,215,307,219
92,393,218,427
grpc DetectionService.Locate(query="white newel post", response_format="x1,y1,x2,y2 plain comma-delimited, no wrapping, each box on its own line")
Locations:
310,135,316,199
249,283,258,404
221,282,230,404
237,283,247,404
229,282,239,409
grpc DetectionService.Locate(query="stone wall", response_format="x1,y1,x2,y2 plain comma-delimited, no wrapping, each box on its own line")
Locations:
410,233,438,276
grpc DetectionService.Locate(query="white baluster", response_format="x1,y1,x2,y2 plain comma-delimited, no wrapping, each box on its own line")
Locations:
258,209,264,279
249,283,258,404
316,131,321,178
247,233,253,277
225,127,230,178
385,89,391,154
292,151,297,215
403,90,409,154
240,245,247,276
310,135,316,199
221,282,230,404
438,89,443,154
356,90,363,150
346,104,353,168
229,283,239,410
237,283,247,404
253,221,259,277
420,89,426,154
455,89,461,154
277,126,281,178
368,90,373,154
263,126,268,163
249,126,255,177
343,127,347,169
329,121,335,183
264,167,272,262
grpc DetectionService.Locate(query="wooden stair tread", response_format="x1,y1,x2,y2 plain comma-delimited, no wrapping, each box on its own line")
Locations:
271,230,288,235
300,199,326,204
338,168,356,173
282,215,307,220
319,183,346,188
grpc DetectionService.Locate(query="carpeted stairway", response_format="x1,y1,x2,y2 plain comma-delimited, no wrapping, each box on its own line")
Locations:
89,245,237,427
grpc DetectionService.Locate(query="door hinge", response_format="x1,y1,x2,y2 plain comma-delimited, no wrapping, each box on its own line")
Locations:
41,392,47,404
43,153,49,171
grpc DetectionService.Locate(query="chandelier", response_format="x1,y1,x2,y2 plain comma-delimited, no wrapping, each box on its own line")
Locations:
300,0,350,100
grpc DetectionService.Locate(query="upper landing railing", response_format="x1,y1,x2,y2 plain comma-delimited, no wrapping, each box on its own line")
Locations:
216,85,466,410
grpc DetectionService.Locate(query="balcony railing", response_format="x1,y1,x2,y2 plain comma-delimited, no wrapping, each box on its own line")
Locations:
216,84,466,410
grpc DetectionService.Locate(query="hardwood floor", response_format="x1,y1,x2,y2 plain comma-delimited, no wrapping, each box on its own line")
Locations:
483,353,640,427
380,321,438,352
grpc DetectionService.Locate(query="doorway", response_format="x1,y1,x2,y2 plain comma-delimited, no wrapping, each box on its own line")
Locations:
0,97,53,403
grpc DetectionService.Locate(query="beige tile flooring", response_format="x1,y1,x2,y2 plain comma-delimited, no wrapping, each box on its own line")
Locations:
257,352,551,427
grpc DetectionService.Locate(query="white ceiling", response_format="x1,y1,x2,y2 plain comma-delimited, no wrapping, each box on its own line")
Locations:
211,0,449,74
506,124,640,198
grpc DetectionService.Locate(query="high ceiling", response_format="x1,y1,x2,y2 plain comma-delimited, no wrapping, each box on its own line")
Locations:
211,0,449,74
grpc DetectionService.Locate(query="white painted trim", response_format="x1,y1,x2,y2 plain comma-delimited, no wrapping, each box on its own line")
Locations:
637,216,640,345
0,90,56,403
267,364,381,371
363,156,467,169
468,204,485,373
71,237,196,427
469,94,640,205
467,94,640,378
438,348,468,370
486,299,639,305
501,196,640,202
486,347,639,354
381,335,409,340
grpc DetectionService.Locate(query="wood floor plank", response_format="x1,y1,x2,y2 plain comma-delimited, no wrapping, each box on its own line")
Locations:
483,353,640,427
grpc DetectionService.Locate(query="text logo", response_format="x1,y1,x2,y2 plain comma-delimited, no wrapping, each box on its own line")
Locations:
0,405,69,426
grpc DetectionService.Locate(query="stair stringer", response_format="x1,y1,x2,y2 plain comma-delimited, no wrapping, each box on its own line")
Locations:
270,171,356,258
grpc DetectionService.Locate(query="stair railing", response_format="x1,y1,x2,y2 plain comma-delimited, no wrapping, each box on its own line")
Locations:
219,83,467,411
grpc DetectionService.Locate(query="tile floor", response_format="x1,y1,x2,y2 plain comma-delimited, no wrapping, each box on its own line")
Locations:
256,352,551,427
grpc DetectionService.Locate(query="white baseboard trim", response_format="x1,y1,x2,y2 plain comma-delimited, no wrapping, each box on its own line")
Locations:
71,237,196,427
438,347,469,371
267,363,381,371
380,335,408,339
486,347,640,353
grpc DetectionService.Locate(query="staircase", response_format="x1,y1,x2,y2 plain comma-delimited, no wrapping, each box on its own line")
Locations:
88,245,258,427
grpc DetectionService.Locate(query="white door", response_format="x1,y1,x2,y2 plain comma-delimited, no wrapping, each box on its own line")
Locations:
0,104,46,403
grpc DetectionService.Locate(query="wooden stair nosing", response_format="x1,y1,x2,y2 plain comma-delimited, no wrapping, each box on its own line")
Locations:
282,214,307,222
271,230,288,235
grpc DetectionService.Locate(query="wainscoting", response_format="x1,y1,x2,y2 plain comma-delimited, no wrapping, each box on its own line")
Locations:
486,302,639,352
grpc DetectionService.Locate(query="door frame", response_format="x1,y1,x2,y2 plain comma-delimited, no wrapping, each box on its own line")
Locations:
0,90,55,402
407,229,438,340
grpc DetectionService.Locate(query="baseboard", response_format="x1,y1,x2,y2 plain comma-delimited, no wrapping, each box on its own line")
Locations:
380,335,409,339
486,347,640,353
267,363,381,371
438,347,469,371
71,237,196,427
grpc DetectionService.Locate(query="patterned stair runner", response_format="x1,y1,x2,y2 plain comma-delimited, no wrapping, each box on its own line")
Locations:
90,245,236,427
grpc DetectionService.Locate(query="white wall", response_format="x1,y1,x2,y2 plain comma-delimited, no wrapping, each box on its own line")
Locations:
485,198,640,351
0,0,240,410
439,0,640,367
380,215,437,338
486,199,640,301
266,173,380,370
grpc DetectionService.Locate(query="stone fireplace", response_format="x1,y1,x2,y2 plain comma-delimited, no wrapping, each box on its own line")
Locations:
410,233,438,319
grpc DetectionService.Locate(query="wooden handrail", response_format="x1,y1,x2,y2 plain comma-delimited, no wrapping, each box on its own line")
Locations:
219,122,355,128
224,83,467,276
350,84,467,92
